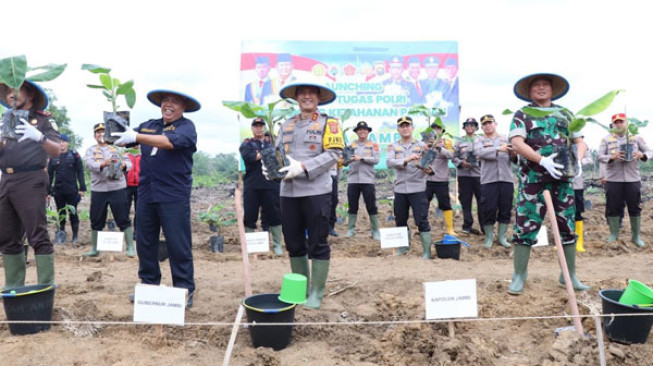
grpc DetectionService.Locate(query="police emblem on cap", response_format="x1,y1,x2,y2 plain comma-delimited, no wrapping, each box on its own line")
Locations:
397,116,413,125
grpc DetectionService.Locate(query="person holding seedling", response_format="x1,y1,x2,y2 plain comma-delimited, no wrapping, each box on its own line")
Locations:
475,114,516,248
598,113,651,247
387,116,432,258
268,82,342,309
507,73,589,295
0,80,62,289
453,117,483,235
424,122,456,235
345,121,381,239
239,117,283,256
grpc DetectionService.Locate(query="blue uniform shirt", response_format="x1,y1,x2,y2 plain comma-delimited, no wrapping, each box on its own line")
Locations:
136,117,197,203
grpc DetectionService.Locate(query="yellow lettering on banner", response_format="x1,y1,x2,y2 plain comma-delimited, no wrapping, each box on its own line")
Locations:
323,118,344,149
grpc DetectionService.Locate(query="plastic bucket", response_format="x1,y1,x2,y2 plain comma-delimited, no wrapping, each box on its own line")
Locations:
434,242,460,260
243,293,296,350
599,289,653,344
619,280,653,306
278,273,307,304
1,284,56,335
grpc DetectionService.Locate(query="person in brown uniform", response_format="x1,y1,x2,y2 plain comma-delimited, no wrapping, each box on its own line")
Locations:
0,80,61,289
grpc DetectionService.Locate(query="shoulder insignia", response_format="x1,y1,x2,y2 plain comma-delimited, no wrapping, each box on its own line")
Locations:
243,138,250,143
311,113,319,121
373,143,379,151
37,110,52,117
141,128,157,133
351,142,357,148
50,119,59,131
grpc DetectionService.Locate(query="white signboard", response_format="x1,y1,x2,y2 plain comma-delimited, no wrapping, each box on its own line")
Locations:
97,231,124,252
246,232,270,254
533,225,549,247
133,284,188,326
380,227,409,249
424,279,478,320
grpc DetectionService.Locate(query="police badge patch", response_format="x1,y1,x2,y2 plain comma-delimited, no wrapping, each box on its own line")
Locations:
49,119,59,131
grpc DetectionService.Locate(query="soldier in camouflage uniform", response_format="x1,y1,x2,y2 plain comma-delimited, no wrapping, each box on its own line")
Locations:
507,73,589,295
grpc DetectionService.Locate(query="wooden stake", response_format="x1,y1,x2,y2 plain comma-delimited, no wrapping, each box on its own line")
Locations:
222,305,245,366
593,315,607,366
234,188,252,297
448,321,455,338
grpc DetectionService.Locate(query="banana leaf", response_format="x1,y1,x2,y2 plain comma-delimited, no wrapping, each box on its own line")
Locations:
81,64,111,74
521,106,562,118
576,89,624,117
0,55,28,89
27,63,67,82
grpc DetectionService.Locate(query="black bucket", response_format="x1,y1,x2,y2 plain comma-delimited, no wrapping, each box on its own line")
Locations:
434,243,460,260
1,284,56,335
599,289,653,344
243,293,296,350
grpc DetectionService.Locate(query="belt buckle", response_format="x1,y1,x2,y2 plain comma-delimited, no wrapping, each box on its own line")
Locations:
6,167,14,174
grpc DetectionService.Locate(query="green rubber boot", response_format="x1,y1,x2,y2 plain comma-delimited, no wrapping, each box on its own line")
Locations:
497,223,511,248
630,216,645,247
395,228,410,255
558,243,590,291
35,254,55,285
289,255,310,283
83,230,100,257
345,214,357,238
304,259,329,309
606,216,620,243
419,231,432,259
2,253,27,290
124,227,135,257
270,225,284,256
483,224,494,249
507,244,531,295
369,214,381,241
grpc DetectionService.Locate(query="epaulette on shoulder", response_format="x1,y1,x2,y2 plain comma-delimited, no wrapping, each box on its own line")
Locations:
37,110,52,117
243,138,251,144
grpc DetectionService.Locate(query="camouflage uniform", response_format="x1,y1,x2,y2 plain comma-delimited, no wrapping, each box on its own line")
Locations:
508,104,581,246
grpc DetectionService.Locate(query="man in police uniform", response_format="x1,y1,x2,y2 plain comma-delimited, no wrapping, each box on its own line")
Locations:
268,81,342,309
0,80,61,289
48,133,86,244
599,113,651,247
345,121,381,239
83,123,134,257
239,117,283,256
113,89,199,308
475,114,516,248
425,122,456,235
453,117,483,235
387,116,431,258
508,73,589,295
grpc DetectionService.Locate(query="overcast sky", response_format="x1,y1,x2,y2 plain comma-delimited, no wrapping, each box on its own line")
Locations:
2,0,650,156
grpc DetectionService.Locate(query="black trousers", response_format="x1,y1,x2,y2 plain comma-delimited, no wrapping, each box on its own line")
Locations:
458,176,482,231
90,189,131,231
0,170,53,255
395,192,430,232
281,193,331,260
126,185,138,231
347,183,378,215
480,181,513,225
329,176,338,229
605,181,641,217
243,186,281,229
54,192,80,231
425,181,452,211
574,189,585,221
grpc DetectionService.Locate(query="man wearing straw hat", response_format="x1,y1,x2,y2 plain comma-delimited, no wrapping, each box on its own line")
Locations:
0,80,62,289
507,73,589,295
113,89,200,308
267,80,343,309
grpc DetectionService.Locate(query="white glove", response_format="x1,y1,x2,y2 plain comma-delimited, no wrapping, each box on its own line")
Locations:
539,153,563,179
111,129,137,145
16,118,44,143
575,159,582,178
261,163,270,180
279,155,305,180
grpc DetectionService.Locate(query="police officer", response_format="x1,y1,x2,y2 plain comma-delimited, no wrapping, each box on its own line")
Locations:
572,138,592,252
425,122,456,235
239,117,283,256
453,117,483,235
345,121,381,239
47,133,86,244
508,72,589,295
386,116,431,258
83,123,134,257
599,113,652,247
113,89,199,308
475,114,516,248
0,80,61,289
125,144,140,240
268,81,342,309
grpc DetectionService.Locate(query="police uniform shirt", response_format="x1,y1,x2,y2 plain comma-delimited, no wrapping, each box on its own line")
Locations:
386,140,428,194
239,137,279,190
598,133,652,183
135,117,197,203
84,144,131,192
0,112,60,170
453,136,481,177
277,113,341,198
426,137,454,183
572,153,594,190
346,140,380,184
48,149,86,195
475,134,515,185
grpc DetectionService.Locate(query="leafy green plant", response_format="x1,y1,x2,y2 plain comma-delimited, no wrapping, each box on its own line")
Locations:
198,204,237,236
0,55,66,106
222,99,297,145
335,203,349,219
46,205,76,231
81,64,136,112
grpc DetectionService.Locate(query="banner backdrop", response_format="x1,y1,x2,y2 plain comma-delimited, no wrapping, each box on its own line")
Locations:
238,41,459,169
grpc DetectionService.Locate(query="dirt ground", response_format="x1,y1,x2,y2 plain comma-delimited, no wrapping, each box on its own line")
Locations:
2,181,653,366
